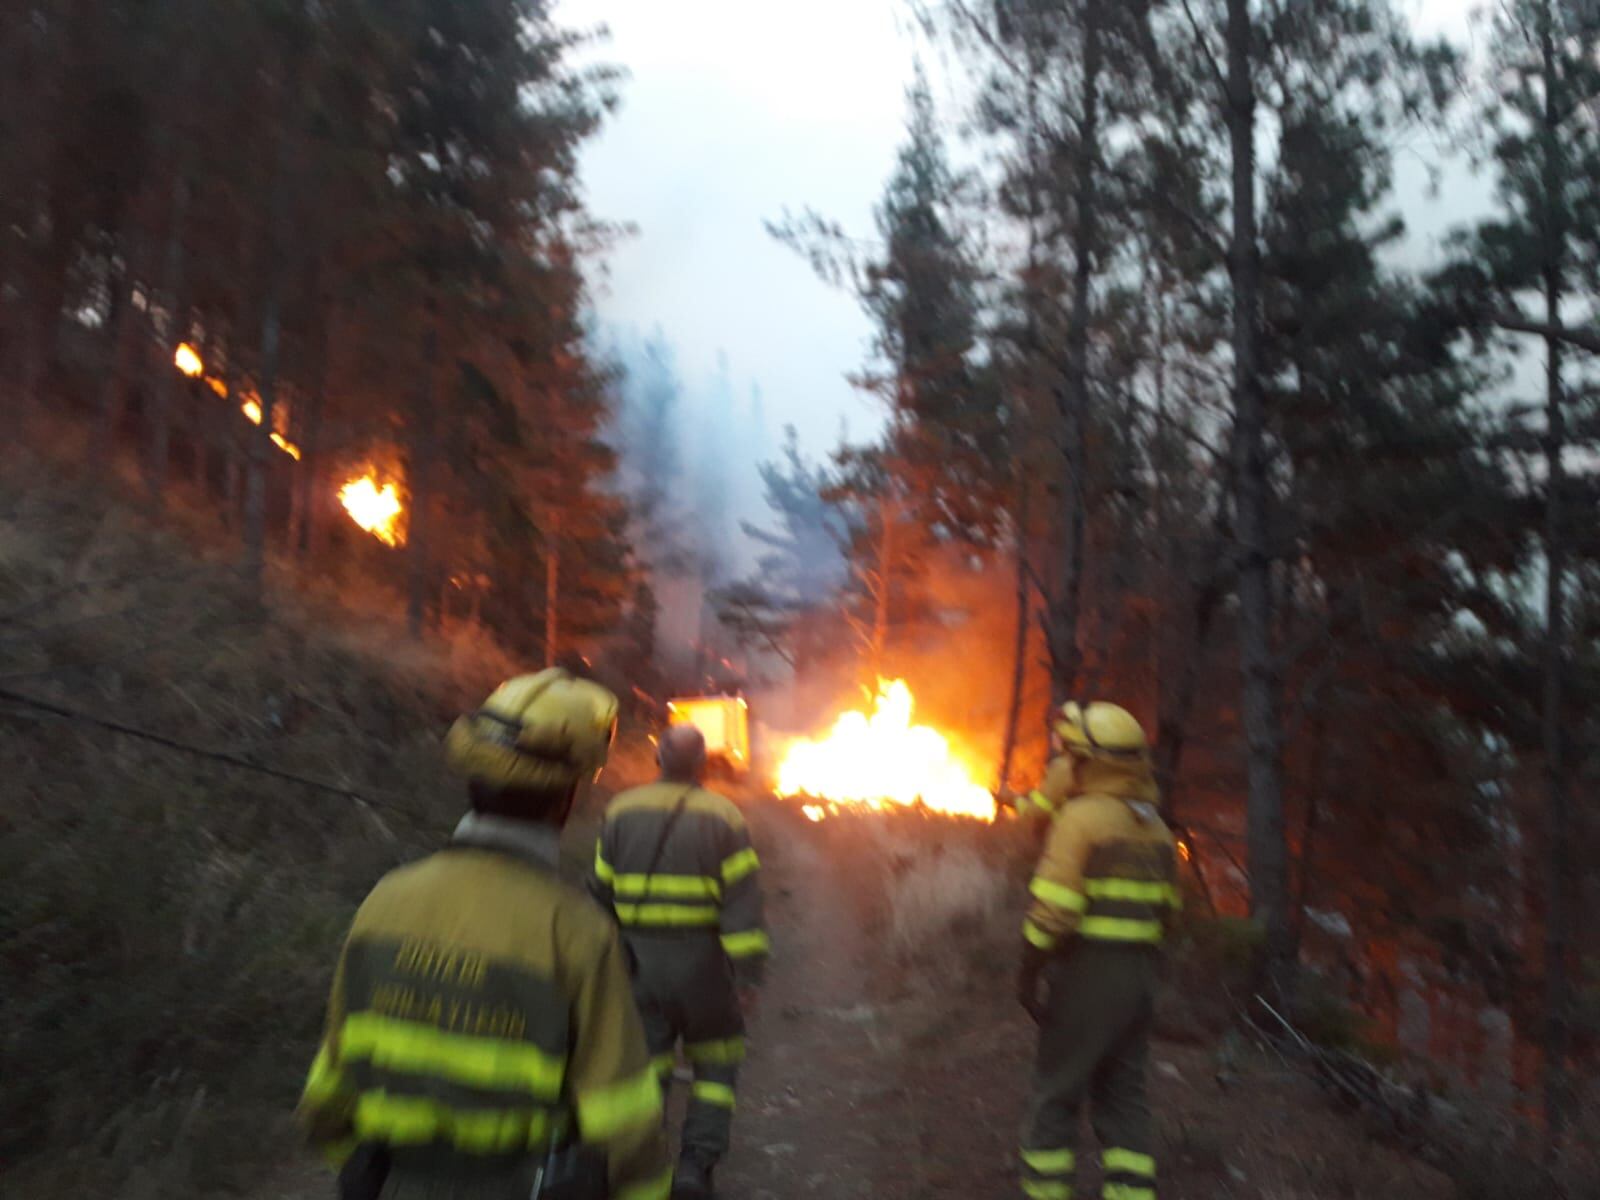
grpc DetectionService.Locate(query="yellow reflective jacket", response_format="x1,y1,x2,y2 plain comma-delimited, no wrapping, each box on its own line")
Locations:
1022,761,1180,953
297,815,670,1200
590,782,769,984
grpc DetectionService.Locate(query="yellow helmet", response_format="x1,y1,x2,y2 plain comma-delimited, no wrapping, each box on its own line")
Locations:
1054,700,1148,763
444,669,618,792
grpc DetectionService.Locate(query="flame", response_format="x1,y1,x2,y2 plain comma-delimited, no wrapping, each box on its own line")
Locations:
174,343,203,377
776,679,996,821
339,474,404,547
242,399,262,424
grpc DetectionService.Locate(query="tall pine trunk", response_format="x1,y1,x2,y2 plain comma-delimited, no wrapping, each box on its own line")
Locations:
146,176,190,508
999,478,1032,793
243,275,282,581
1536,0,1572,1137
1049,0,1101,706
544,511,561,664
91,257,135,466
1227,0,1294,999
406,307,439,638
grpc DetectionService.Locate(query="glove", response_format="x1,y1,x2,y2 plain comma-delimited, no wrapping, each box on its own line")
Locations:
1017,944,1050,1025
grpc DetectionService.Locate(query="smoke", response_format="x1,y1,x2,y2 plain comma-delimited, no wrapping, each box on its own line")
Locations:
602,325,775,675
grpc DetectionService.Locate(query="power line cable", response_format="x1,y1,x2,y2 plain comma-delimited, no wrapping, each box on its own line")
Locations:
0,685,439,832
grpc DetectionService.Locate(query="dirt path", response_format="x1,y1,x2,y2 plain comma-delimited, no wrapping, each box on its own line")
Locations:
710,811,915,1199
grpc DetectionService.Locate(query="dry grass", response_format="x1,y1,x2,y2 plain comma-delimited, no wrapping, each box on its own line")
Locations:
0,453,547,1196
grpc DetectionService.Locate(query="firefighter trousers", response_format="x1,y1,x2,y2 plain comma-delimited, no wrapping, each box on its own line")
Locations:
627,932,745,1165
1021,943,1160,1200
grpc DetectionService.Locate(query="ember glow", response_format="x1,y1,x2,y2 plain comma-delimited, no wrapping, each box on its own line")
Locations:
339,474,404,547
776,679,997,822
174,342,203,377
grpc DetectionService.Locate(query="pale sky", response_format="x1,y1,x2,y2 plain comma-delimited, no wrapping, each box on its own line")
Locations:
563,0,1490,465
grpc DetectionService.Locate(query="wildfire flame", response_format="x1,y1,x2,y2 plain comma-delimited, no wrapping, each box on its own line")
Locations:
339,474,404,547
776,679,997,822
174,342,204,377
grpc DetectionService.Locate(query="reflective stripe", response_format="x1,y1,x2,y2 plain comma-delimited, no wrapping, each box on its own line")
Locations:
612,873,722,900
1085,878,1179,906
686,1036,746,1066
721,929,770,958
576,1067,664,1142
650,1053,676,1078
353,1092,553,1151
615,1166,675,1200
1022,1181,1072,1200
1030,877,1089,913
319,1138,358,1168
1078,915,1163,944
1102,1148,1156,1178
303,1045,347,1104
1022,919,1058,951
1102,1185,1155,1200
722,846,761,885
593,846,615,885
1021,1147,1076,1175
691,1080,737,1109
614,902,720,927
341,1012,565,1099
1025,789,1057,814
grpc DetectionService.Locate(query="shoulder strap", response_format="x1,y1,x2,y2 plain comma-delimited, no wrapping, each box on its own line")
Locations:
639,785,695,896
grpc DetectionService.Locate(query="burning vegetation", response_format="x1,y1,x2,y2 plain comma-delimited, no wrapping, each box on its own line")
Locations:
775,678,997,822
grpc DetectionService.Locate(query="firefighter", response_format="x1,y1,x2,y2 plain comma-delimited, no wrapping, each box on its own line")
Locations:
1016,701,1179,1200
590,724,768,1200
296,668,671,1200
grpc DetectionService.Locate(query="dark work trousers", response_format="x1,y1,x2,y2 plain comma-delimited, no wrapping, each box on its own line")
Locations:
1021,943,1161,1200
627,931,745,1164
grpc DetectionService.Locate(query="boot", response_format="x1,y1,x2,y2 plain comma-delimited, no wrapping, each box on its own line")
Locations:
670,1149,716,1199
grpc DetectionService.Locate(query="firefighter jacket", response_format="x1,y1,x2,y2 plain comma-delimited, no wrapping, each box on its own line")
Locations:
297,813,671,1200
1023,760,1181,953
590,783,769,986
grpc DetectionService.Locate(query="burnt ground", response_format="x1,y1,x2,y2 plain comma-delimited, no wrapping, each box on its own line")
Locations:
265,797,1455,1200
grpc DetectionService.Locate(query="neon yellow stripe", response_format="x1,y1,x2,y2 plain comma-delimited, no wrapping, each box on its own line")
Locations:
614,902,720,927
1102,1148,1156,1178
1085,878,1179,906
691,1080,737,1109
721,846,761,885
614,1165,675,1200
576,1067,663,1142
1102,1185,1155,1200
1030,877,1089,913
1022,919,1057,951
650,1053,676,1077
341,1012,564,1099
1025,789,1057,814
593,845,615,885
1079,916,1163,944
612,872,722,900
1022,1147,1075,1175
353,1092,552,1151
686,1036,746,1065
1022,1181,1072,1200
302,1045,347,1104
721,929,770,958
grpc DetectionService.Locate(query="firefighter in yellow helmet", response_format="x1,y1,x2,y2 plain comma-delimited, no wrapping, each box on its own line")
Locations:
1016,701,1179,1200
296,669,671,1200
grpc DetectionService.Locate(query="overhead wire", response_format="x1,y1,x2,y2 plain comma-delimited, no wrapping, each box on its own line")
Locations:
0,684,441,834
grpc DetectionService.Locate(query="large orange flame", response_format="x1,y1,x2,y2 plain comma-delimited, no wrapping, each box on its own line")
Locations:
776,679,996,821
339,474,404,547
